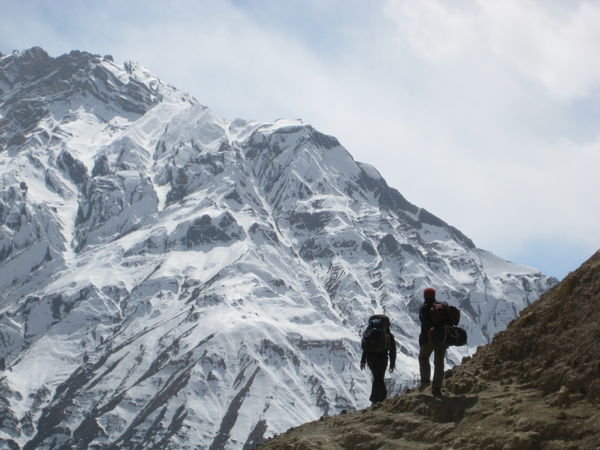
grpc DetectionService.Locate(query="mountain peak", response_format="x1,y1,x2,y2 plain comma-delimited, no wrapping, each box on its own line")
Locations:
2,46,50,61
0,47,195,152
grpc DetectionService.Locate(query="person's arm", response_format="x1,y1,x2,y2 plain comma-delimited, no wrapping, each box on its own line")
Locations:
419,306,428,328
360,350,366,370
388,333,397,372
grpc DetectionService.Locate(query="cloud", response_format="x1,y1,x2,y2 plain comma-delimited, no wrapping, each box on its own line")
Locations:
1,0,599,277
384,0,600,100
379,0,600,262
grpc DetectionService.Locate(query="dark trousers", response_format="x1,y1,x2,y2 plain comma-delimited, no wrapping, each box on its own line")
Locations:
418,342,446,389
367,352,388,403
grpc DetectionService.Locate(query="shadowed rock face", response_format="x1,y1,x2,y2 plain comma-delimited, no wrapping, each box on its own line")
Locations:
178,212,246,249
57,150,88,185
0,48,557,449
260,251,600,450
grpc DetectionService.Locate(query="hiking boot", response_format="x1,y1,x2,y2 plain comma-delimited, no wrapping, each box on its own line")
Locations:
432,387,442,397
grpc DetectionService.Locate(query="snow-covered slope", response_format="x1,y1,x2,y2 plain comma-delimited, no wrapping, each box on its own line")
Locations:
0,48,556,449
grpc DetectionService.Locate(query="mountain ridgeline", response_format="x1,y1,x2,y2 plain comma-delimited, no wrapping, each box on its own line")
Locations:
0,48,556,449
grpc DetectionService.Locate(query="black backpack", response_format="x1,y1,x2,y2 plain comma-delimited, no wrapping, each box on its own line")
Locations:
428,325,467,347
361,314,391,353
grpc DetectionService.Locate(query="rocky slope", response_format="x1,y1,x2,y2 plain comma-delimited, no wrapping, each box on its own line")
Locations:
259,251,600,449
0,48,556,449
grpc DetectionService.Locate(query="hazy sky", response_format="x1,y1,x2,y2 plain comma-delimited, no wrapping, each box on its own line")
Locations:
2,0,599,279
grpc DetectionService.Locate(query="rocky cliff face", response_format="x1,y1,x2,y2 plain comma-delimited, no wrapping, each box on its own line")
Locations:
260,251,600,449
0,48,556,449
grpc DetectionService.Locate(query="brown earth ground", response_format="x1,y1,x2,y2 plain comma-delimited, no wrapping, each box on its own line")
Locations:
259,251,600,450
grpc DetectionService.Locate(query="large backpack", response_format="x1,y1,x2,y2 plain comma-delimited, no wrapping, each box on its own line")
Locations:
361,314,391,353
428,325,467,347
430,302,461,327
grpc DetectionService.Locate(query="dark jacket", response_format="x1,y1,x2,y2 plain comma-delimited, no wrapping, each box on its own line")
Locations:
361,332,397,370
419,299,436,345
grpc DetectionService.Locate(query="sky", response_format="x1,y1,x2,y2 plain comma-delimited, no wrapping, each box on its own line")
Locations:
1,0,599,279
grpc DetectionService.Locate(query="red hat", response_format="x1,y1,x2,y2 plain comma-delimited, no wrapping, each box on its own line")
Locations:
423,287,436,300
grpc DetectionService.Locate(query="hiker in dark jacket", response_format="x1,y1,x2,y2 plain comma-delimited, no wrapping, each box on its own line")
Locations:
418,287,447,396
360,316,397,404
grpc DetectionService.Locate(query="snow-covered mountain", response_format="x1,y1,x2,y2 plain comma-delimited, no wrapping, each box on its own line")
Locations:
0,48,556,449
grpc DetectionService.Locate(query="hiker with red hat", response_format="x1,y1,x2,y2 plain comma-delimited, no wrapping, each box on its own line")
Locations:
418,287,447,396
